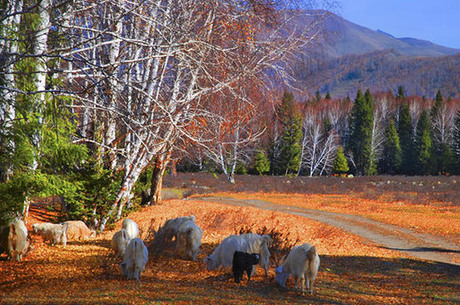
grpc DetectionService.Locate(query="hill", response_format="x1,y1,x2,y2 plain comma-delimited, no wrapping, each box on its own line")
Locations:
290,12,460,98
320,14,459,58
295,50,460,99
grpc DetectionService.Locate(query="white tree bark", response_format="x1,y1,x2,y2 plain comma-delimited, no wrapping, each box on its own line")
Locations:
299,104,339,176
0,0,23,180
369,104,385,173
432,100,456,146
62,0,329,229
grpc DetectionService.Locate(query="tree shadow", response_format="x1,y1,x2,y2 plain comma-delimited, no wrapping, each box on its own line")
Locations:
380,246,460,254
321,255,460,275
66,238,111,249
2,251,460,304
28,203,59,223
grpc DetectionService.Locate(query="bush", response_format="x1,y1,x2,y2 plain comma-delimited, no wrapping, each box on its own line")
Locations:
235,223,300,267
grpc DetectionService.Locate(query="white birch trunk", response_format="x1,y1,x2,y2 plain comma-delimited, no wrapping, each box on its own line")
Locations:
30,0,52,171
65,0,328,231
33,0,51,107
370,107,385,173
0,0,23,180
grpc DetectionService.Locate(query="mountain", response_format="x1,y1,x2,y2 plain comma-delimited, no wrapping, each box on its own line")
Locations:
320,14,460,58
296,50,460,99
291,12,460,99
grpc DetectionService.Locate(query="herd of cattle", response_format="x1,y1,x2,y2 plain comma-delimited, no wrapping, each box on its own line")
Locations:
0,215,320,295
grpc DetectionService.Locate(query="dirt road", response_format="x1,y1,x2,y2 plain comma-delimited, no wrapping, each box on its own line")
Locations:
191,196,460,266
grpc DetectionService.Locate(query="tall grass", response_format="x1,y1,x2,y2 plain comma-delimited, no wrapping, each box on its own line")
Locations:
164,173,460,206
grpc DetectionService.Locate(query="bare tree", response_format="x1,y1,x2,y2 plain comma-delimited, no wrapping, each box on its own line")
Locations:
432,99,457,146
298,102,339,176
57,0,333,230
369,98,387,174
200,86,267,182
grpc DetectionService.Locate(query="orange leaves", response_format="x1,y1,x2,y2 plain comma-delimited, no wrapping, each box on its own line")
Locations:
219,191,460,239
2,185,459,304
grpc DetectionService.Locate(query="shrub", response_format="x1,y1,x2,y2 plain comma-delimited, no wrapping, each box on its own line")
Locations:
235,223,300,267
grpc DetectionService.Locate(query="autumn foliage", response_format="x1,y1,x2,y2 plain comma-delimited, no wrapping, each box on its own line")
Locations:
1,174,459,304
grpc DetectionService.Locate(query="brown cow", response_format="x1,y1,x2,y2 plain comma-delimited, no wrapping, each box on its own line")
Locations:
63,220,96,241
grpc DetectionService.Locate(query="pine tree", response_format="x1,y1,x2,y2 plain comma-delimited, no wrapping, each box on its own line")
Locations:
332,146,349,175
314,90,322,103
252,150,270,175
380,118,401,174
396,85,406,100
430,89,454,174
0,9,89,224
398,103,414,175
347,89,374,175
271,91,302,175
414,110,433,175
431,90,443,118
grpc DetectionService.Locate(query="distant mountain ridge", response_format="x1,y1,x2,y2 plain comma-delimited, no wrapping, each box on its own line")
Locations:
292,12,460,99
321,14,460,58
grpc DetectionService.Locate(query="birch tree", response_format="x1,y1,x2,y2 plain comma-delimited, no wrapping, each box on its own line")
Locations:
1,0,52,218
368,91,385,175
200,87,267,183
430,92,457,173
0,0,23,181
299,101,339,176
59,0,331,230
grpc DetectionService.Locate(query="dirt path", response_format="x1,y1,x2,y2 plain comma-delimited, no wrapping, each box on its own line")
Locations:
190,196,460,266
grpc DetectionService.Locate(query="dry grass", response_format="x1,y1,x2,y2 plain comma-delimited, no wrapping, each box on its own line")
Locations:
164,173,460,206
1,174,459,304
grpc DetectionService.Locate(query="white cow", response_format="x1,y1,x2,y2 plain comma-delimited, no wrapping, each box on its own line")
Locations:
122,219,139,240
204,233,272,276
32,222,68,247
275,243,320,294
120,238,148,280
176,220,203,261
0,218,32,261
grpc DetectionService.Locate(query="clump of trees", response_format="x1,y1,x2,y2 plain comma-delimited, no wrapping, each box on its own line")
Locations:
180,86,460,179
0,0,335,230
1,0,459,232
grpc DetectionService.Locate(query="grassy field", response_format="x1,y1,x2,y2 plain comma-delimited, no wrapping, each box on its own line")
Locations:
1,174,459,304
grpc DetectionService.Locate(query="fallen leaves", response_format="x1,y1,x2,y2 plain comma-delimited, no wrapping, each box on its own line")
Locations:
1,187,459,304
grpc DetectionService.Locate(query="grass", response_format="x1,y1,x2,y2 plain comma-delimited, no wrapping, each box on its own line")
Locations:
1,174,459,304
163,173,460,206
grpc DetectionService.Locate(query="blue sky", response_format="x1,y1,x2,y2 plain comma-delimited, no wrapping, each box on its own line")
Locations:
337,0,460,49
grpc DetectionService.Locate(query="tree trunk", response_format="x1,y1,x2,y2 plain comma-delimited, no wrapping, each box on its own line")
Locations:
170,159,177,177
149,151,171,205
149,161,164,205
0,0,23,181
34,0,51,95
30,0,51,171
99,158,146,232
22,197,30,225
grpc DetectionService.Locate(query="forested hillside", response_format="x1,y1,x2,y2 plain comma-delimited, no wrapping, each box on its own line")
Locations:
289,12,460,99
295,50,460,98
179,88,460,178
1,1,459,231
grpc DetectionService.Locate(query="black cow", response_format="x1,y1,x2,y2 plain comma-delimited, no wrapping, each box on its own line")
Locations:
232,251,260,283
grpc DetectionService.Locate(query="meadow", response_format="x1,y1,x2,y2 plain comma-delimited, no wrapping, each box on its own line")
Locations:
1,174,459,304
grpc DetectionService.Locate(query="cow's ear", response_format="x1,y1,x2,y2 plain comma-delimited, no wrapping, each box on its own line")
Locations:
10,223,16,236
